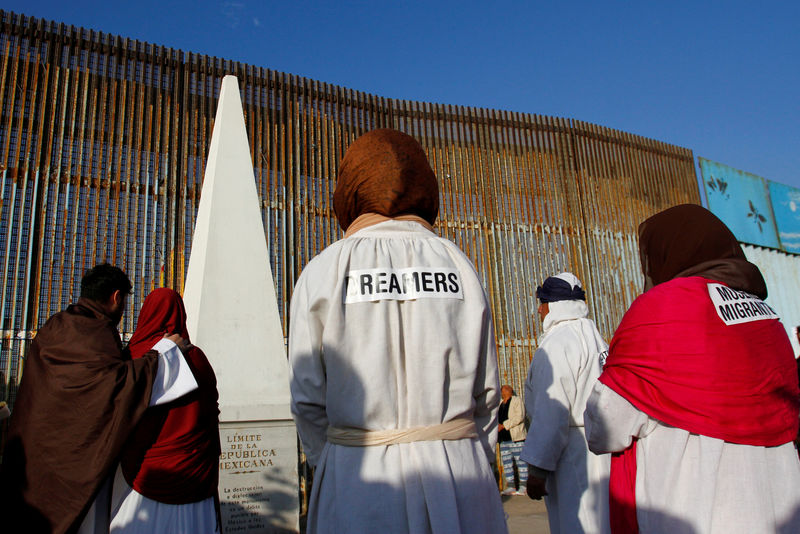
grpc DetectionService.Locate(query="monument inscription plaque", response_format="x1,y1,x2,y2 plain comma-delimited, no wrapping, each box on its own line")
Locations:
218,422,298,533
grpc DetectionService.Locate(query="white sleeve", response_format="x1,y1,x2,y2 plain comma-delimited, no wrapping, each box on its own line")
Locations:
472,298,501,461
288,278,329,467
148,338,199,406
583,381,655,453
520,342,572,471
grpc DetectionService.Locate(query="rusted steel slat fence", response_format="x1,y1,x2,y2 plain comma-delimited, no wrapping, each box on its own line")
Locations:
0,11,700,424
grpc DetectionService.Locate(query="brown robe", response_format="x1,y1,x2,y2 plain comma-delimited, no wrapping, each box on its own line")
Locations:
0,298,159,534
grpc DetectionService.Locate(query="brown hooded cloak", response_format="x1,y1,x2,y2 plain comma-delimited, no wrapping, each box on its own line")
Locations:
333,128,439,231
0,298,159,534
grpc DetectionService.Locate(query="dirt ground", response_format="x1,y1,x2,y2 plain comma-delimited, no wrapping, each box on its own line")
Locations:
502,493,550,534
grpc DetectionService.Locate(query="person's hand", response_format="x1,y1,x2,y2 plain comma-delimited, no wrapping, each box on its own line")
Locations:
498,424,505,431
164,333,192,353
526,475,548,500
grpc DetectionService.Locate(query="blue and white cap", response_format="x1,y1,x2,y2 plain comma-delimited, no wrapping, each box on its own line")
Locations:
536,272,586,303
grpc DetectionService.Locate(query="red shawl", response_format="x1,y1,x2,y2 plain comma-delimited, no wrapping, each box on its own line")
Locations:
0,298,159,534
597,204,798,533
120,288,221,504
600,276,799,533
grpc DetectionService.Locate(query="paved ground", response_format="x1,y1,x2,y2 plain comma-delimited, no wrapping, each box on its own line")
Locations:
299,491,549,533
503,494,550,534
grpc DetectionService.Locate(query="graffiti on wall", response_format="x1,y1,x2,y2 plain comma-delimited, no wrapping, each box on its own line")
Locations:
699,158,780,249
767,181,800,254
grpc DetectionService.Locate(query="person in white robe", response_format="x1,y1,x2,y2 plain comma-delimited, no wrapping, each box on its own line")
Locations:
585,385,800,533
520,272,610,534
289,128,508,534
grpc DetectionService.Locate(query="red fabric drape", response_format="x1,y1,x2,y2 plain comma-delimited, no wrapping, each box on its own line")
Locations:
609,444,639,534
127,287,190,357
121,288,221,504
599,276,799,533
600,276,798,445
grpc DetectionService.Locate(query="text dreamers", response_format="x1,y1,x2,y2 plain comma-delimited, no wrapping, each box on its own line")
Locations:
344,267,463,303
707,283,779,326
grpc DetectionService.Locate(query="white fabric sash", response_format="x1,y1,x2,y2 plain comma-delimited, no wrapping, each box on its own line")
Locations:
327,417,477,446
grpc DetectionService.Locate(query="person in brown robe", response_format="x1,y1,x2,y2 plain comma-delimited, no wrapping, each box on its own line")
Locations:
0,264,192,534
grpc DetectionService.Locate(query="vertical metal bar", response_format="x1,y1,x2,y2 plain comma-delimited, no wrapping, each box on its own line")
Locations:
0,26,21,334
85,36,104,268
15,20,42,347
62,26,87,303
25,18,55,335
150,46,167,292
296,75,309,269
7,32,34,343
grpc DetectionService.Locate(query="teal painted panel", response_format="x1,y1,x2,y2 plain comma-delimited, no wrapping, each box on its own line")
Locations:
699,158,780,249
767,180,800,254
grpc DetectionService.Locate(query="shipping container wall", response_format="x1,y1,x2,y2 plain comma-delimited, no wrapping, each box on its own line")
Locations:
742,244,800,355
699,158,780,249
0,11,700,413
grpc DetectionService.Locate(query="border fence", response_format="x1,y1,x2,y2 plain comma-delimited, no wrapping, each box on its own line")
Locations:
0,10,700,424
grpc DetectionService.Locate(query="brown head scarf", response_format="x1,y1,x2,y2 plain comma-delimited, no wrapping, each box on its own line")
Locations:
638,203,767,298
333,129,439,231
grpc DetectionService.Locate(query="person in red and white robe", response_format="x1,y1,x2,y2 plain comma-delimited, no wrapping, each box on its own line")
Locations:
584,204,800,534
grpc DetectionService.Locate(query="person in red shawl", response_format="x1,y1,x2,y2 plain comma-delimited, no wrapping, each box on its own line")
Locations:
584,204,800,534
0,264,197,534
110,288,221,534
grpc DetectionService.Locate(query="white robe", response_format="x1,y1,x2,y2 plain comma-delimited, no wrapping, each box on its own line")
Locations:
289,220,507,534
78,339,199,534
108,335,219,534
585,382,800,534
109,469,217,534
520,300,611,534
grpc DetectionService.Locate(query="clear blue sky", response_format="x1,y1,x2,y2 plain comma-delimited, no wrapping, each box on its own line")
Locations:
4,1,799,190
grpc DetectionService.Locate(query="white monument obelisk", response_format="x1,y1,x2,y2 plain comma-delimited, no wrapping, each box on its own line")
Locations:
183,75,298,533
